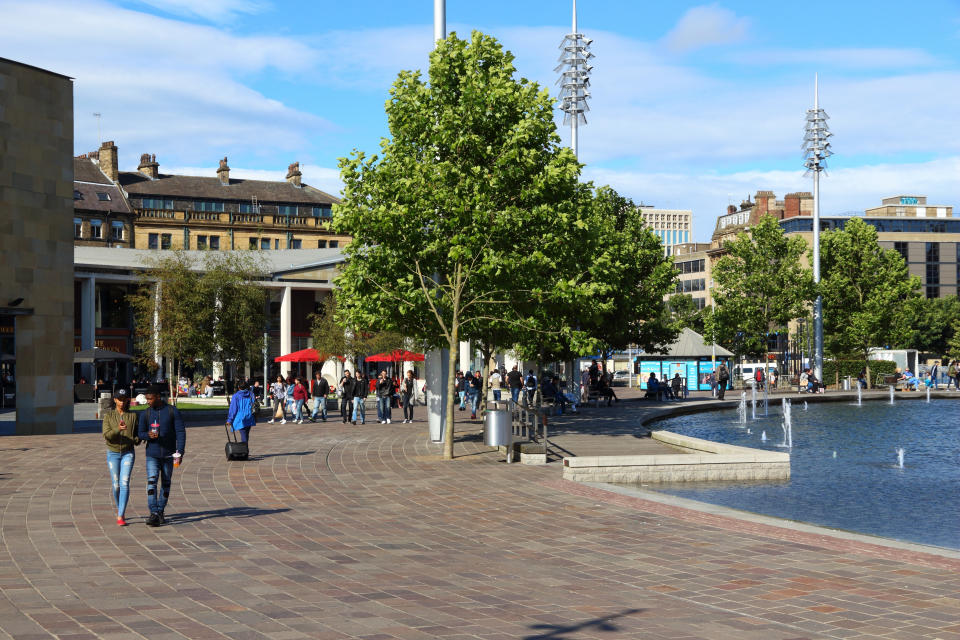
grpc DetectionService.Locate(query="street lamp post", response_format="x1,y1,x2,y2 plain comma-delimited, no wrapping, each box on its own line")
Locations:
802,73,832,385
556,0,593,158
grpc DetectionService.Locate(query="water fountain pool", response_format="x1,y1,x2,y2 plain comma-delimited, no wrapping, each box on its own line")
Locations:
645,399,960,549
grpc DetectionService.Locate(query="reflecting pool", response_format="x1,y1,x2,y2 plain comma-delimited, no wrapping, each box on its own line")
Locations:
645,399,960,549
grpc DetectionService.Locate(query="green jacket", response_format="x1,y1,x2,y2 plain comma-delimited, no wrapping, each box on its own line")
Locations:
102,409,141,453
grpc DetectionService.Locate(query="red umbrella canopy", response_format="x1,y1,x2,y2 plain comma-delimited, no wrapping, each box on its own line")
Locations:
274,348,344,363
365,350,425,363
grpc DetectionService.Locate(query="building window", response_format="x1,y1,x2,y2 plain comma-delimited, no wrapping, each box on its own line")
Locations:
926,242,939,263
290,239,302,249
96,192,111,201
110,221,124,240
160,233,172,250
195,200,224,212
90,219,103,239
329,240,339,248
926,286,939,299
318,240,327,249
893,242,909,263
312,206,332,219
278,205,297,216
148,233,159,250
239,203,258,214
926,263,940,285
73,190,82,200
74,218,83,237
249,238,258,250
209,236,219,250
141,198,173,210
197,235,208,250
261,238,271,250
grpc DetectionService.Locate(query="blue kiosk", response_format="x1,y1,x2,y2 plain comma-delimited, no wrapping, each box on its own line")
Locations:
635,328,733,391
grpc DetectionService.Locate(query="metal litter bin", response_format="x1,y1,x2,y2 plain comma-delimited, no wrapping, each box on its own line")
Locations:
843,377,851,390
484,409,512,446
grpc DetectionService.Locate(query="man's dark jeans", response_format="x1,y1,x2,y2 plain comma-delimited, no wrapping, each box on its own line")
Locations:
717,380,727,400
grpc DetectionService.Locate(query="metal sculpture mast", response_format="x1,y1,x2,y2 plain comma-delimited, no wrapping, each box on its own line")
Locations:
557,0,593,157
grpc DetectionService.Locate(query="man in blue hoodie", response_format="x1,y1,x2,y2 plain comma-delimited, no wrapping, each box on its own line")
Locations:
226,379,257,443
138,384,186,527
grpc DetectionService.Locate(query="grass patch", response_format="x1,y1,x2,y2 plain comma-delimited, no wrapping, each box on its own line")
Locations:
131,402,227,412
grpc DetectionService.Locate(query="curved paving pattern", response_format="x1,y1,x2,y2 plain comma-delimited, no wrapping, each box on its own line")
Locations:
1,416,958,640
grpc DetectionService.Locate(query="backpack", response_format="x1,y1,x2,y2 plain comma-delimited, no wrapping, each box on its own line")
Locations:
755,369,764,382
525,374,536,389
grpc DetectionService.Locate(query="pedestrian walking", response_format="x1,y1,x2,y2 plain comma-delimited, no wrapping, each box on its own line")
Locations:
929,361,940,390
488,369,502,402
284,376,296,422
456,371,467,411
524,369,538,405
292,377,309,424
310,372,330,422
339,370,357,424
400,370,416,423
102,388,141,527
671,373,683,399
717,363,729,400
507,365,523,404
376,370,393,424
138,384,185,527
354,372,369,424
267,375,288,424
468,370,482,419
226,379,257,444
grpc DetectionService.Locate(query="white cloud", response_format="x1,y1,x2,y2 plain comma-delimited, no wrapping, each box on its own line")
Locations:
586,156,960,242
729,47,939,69
0,0,329,168
663,4,750,53
132,0,269,22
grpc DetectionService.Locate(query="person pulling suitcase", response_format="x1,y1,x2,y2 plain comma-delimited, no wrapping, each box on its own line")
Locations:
225,380,256,460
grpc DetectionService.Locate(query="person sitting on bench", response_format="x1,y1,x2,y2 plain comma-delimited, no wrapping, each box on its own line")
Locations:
597,375,618,406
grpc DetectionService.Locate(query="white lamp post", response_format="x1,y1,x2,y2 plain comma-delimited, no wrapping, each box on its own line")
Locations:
802,73,832,384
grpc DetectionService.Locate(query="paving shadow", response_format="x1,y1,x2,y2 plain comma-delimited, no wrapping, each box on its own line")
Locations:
165,506,290,524
524,609,643,639
248,450,317,461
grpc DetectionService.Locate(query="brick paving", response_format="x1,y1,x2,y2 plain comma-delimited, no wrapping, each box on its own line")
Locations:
0,406,958,639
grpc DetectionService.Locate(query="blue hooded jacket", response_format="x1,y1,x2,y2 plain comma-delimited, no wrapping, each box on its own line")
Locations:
227,389,257,430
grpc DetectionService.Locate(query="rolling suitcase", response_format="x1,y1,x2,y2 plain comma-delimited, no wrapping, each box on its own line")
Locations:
224,423,249,461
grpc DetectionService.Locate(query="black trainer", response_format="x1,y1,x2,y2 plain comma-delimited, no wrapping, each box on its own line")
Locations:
146,513,160,527
158,511,166,525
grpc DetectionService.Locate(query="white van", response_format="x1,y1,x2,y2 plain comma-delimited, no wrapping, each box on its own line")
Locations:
734,362,777,384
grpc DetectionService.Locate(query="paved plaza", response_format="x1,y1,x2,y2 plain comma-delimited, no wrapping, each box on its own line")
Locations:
1,397,959,640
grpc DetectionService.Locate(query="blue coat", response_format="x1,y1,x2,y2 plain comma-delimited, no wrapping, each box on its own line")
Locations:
227,389,257,430
138,404,186,458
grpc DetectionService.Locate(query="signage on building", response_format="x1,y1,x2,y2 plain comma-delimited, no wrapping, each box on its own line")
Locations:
900,197,919,205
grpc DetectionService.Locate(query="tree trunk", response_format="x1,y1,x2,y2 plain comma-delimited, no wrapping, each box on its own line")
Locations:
442,323,459,460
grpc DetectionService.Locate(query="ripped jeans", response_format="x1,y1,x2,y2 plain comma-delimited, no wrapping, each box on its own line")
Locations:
145,455,174,515
106,449,135,518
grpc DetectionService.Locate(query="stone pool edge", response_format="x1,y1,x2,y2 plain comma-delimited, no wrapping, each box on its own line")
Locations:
581,480,960,561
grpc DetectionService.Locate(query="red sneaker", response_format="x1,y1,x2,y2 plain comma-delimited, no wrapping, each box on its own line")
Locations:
117,516,126,527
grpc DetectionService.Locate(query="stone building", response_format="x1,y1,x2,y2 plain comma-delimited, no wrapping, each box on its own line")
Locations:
73,150,134,247
76,143,349,251
640,207,693,256
0,57,75,435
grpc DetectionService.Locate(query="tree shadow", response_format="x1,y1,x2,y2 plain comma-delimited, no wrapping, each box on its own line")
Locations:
523,609,643,639
165,506,290,524
248,450,317,461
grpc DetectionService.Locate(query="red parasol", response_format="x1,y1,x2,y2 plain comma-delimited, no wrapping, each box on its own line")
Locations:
365,350,425,363
274,348,344,363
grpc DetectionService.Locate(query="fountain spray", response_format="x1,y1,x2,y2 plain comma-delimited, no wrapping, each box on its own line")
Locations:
896,447,905,469
737,392,746,426
751,384,757,420
889,385,895,405
780,398,793,448
926,386,930,403
856,384,862,406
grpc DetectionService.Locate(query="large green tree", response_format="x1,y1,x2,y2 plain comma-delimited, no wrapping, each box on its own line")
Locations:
712,215,813,364
901,295,960,356
332,32,586,458
818,216,920,385
202,251,268,375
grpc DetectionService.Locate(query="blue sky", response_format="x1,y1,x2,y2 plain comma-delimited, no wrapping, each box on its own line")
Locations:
3,0,960,240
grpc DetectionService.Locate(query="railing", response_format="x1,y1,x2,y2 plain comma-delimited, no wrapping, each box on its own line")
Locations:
268,215,333,228
186,211,222,222
504,395,549,460
231,213,264,224
138,209,176,219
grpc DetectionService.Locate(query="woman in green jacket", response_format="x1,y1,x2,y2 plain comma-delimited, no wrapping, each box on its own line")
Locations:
102,388,141,526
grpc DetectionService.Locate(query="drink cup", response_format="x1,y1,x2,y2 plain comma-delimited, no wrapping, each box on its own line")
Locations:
173,453,181,468
149,421,159,438
118,419,126,430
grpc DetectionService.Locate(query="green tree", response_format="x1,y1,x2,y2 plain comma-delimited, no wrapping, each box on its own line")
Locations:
130,251,210,403
901,295,960,356
712,215,813,368
333,32,586,458
310,296,406,367
667,294,706,334
201,251,268,376
818,216,921,386
947,319,960,361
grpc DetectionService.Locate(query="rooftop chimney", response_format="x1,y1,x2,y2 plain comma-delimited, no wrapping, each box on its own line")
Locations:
286,161,302,188
217,156,230,186
98,141,119,182
138,153,159,180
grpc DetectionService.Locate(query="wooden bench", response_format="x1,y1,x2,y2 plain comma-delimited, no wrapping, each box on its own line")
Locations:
876,373,913,391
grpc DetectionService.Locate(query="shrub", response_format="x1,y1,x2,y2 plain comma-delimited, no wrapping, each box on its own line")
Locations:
823,358,896,383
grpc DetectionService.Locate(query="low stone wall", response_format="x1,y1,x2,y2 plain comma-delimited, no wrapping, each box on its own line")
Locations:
562,431,789,483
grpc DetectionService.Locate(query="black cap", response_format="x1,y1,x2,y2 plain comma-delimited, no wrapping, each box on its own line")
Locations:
115,388,129,398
